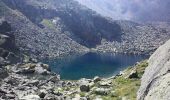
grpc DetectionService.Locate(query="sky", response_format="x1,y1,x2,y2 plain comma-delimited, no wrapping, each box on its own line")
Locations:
75,0,170,22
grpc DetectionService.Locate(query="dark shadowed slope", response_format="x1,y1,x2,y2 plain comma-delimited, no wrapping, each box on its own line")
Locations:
2,0,122,48
0,0,89,58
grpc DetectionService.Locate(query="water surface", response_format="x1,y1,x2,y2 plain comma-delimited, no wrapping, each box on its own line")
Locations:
43,52,148,80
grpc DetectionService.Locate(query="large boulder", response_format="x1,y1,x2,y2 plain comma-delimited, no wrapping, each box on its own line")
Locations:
137,39,170,100
80,85,90,92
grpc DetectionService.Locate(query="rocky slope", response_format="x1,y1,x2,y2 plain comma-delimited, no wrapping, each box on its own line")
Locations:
0,0,89,58
137,39,170,100
96,21,170,55
0,0,170,58
2,0,122,48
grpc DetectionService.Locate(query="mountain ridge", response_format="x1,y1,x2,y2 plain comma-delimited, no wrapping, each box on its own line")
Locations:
0,0,170,58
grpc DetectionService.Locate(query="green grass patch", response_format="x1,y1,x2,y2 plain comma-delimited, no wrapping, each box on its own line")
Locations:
95,60,148,100
41,19,55,29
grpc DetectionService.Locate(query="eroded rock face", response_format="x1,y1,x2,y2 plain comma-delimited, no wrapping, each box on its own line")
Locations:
137,39,170,100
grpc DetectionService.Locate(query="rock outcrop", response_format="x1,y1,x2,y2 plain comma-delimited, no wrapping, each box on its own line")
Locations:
137,39,170,100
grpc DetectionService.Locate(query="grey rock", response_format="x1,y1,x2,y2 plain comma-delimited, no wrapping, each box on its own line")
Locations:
38,89,47,98
20,95,40,100
78,78,91,86
34,66,49,75
80,85,90,92
26,80,39,86
5,94,15,99
137,39,170,100
44,94,58,100
16,68,35,74
94,88,110,95
93,76,101,83
99,80,112,87
49,76,60,83
126,69,138,79
0,89,7,94
52,90,63,96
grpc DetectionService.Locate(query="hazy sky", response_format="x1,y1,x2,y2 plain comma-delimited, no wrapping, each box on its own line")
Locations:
76,0,170,22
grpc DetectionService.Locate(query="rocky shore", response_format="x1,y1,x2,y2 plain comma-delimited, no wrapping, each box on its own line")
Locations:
0,55,148,100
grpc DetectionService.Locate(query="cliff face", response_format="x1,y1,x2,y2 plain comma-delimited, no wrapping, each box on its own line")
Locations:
137,39,170,100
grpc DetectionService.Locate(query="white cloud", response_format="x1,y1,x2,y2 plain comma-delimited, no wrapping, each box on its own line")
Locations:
75,0,170,22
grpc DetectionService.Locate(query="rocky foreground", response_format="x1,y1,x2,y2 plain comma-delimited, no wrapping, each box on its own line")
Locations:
0,54,148,100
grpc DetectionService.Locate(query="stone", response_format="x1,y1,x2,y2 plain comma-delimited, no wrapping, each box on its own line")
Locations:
34,66,49,75
20,95,40,100
38,89,47,98
99,81,112,87
36,63,49,70
0,89,7,94
5,94,15,99
89,82,95,87
23,63,36,69
49,76,60,83
44,94,57,100
78,78,91,86
93,76,101,83
26,80,39,86
80,85,90,92
94,88,110,95
52,90,63,96
126,69,138,79
16,68,35,74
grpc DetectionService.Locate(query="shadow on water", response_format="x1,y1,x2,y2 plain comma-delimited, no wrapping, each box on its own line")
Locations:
42,52,148,80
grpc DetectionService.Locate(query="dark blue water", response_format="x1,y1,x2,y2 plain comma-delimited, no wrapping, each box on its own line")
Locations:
43,53,148,80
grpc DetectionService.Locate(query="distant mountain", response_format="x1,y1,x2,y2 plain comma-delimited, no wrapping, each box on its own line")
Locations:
76,0,170,22
0,0,170,58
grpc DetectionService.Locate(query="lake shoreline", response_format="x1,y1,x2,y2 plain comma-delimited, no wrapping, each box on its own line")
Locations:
0,55,148,99
42,52,148,80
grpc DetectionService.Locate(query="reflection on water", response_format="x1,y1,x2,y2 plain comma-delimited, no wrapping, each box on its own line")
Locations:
43,52,148,80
